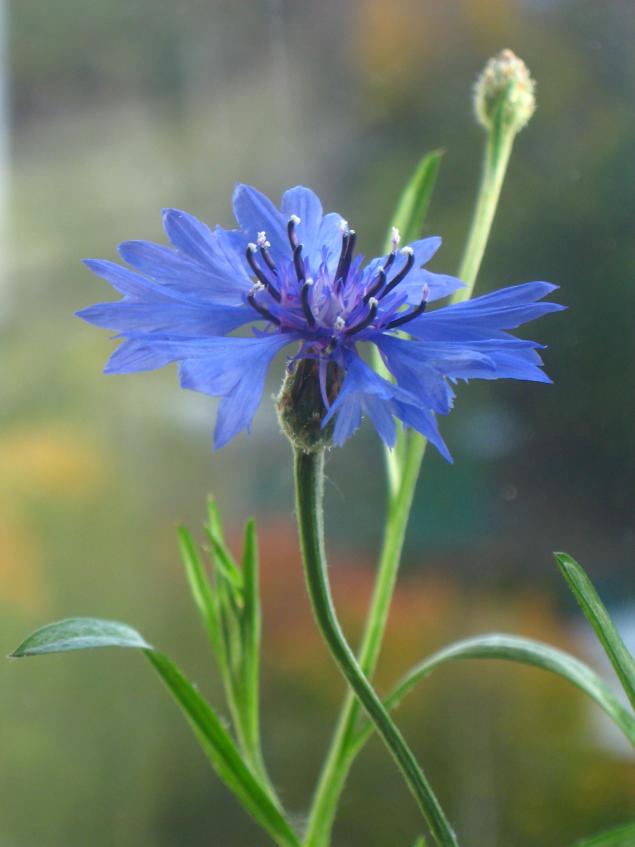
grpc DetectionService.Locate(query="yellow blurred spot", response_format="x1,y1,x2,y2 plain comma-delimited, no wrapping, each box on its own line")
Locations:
0,518,44,612
0,425,108,498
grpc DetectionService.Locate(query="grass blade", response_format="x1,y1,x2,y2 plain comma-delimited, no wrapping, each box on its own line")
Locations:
556,552,635,711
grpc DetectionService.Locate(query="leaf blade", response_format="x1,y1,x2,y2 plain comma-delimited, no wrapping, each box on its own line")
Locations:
146,650,300,847
11,618,299,847
383,149,444,252
555,552,635,711
10,617,151,656
352,633,635,753
574,821,635,847
178,526,222,658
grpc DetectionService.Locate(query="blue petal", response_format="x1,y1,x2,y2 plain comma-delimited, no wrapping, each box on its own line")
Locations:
392,401,453,463
281,186,323,257
78,300,249,337
399,269,465,304
406,281,564,340
118,240,250,306
232,184,289,261
104,336,216,373
162,209,220,267
79,258,251,336
177,332,298,448
375,335,457,414
322,350,420,448
317,212,347,276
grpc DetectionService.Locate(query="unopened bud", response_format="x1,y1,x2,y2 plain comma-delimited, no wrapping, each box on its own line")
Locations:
474,49,536,134
277,359,343,453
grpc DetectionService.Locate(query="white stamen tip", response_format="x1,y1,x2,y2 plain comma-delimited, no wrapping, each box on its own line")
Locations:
368,297,379,308
422,283,430,300
289,214,301,225
401,246,414,256
391,227,401,248
251,282,265,293
256,231,270,248
334,316,346,332
339,218,349,235
247,242,258,253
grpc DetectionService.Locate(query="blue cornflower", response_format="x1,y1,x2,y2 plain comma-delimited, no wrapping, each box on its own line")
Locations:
78,184,562,459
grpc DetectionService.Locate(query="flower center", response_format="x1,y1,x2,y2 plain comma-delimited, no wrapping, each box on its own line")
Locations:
244,217,429,341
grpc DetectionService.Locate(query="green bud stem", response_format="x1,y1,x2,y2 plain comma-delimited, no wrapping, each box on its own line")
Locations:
452,118,516,301
303,111,521,847
294,448,459,847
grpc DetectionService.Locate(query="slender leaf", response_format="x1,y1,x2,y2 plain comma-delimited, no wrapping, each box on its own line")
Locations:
556,552,635,711
351,634,635,753
10,617,151,656
241,518,261,735
383,149,444,252
178,526,221,658
574,821,635,847
146,651,300,847
207,498,243,591
11,618,300,847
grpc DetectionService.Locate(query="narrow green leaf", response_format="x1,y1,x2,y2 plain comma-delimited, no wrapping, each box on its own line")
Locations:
146,651,300,847
11,618,299,847
10,617,151,656
351,634,635,753
555,552,635,711
574,821,635,847
206,499,244,593
383,149,444,253
242,519,261,698
178,527,222,659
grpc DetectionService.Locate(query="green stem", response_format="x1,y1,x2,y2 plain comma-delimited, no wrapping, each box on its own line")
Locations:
304,122,518,847
294,449,458,847
453,121,515,299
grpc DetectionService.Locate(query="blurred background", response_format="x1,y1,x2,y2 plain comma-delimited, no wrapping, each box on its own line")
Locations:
1,1,634,845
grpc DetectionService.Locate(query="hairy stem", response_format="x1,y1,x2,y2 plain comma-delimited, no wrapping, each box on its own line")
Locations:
294,449,458,847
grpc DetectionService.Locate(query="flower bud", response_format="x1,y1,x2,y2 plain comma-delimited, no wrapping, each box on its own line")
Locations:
277,359,343,454
474,49,536,134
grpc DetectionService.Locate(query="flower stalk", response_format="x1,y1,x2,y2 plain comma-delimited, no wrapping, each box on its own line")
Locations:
293,448,458,847
303,51,536,847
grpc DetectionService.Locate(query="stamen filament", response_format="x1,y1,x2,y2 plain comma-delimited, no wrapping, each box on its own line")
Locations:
287,215,301,249
387,298,428,330
378,247,415,300
363,269,386,303
247,288,281,325
301,280,316,327
293,244,306,285
335,230,357,291
246,246,281,302
346,297,378,337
